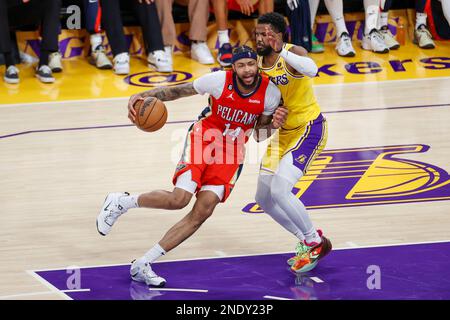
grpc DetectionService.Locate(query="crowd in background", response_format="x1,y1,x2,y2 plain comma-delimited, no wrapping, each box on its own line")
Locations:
1,0,449,84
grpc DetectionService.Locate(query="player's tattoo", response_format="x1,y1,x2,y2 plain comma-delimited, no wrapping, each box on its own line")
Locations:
140,83,197,101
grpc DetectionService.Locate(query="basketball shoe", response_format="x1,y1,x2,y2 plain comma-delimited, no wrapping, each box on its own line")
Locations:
49,52,63,73
311,34,324,53
217,43,232,67
96,192,129,236
335,32,356,57
361,29,389,53
113,52,130,75
414,24,435,49
287,229,323,267
380,26,400,50
289,233,332,274
148,50,173,73
130,259,166,287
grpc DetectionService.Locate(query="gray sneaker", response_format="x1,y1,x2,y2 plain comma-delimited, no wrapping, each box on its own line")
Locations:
4,65,19,84
36,65,55,83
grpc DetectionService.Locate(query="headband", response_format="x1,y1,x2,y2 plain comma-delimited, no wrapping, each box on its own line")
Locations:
231,50,257,64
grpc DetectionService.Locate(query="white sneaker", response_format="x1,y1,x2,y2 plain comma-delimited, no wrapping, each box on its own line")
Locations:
90,45,113,69
380,26,400,50
148,50,173,72
96,192,129,236
191,41,214,65
335,32,356,57
414,24,435,49
4,65,19,84
113,52,130,75
48,52,63,73
361,29,389,53
164,45,173,66
130,259,166,287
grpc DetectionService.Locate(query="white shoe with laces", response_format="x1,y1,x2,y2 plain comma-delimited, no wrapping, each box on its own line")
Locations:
361,29,389,53
380,26,400,50
113,52,130,75
49,52,63,73
96,192,129,236
191,41,214,65
90,45,113,69
148,50,173,72
130,259,166,287
335,32,356,57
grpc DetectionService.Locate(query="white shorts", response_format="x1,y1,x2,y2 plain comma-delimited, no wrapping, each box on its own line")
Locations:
175,170,225,201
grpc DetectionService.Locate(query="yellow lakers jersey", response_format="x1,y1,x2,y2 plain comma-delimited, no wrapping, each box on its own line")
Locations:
258,43,321,130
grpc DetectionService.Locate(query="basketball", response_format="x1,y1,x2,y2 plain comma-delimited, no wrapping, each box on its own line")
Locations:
133,96,168,132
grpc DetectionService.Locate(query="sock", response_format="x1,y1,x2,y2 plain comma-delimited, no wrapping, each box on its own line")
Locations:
90,33,103,51
256,175,305,241
324,0,348,37
304,229,322,245
217,30,230,47
141,243,166,264
379,11,389,29
416,12,427,29
364,0,379,35
309,0,320,29
120,194,139,210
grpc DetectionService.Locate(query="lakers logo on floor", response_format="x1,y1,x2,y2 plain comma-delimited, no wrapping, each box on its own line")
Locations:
243,144,450,213
124,71,192,87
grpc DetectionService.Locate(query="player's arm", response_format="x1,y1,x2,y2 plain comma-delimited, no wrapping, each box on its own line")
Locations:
265,26,318,78
253,106,288,142
127,83,197,123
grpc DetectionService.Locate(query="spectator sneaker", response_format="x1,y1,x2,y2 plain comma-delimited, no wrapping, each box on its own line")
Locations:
380,25,400,50
191,41,214,65
414,24,435,49
362,29,389,53
148,50,173,73
36,65,55,83
311,34,324,53
4,65,19,84
90,45,113,69
335,32,356,57
113,52,130,75
49,52,63,73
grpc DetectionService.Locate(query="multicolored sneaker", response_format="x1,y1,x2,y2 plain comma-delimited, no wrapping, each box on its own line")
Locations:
287,230,323,267
311,34,324,53
290,233,332,274
217,43,232,67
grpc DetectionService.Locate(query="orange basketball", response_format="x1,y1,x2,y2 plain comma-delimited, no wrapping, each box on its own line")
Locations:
134,97,168,132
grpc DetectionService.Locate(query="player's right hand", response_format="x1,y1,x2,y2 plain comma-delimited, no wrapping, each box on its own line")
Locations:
272,106,288,129
128,94,142,124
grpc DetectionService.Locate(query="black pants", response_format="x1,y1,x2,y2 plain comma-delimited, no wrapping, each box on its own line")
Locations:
100,0,164,56
0,0,61,66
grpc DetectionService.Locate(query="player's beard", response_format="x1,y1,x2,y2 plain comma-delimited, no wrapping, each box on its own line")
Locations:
236,73,259,90
256,45,272,56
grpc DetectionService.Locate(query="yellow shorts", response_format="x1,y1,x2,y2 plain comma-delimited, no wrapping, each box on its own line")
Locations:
261,113,328,174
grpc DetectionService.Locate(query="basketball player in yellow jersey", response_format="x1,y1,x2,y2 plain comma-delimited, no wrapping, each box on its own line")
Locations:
253,12,331,274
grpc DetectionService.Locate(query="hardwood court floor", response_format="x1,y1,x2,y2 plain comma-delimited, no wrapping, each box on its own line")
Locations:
0,75,449,299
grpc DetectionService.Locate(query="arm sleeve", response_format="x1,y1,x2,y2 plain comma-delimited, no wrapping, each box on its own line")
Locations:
279,48,318,78
192,71,226,99
263,82,281,115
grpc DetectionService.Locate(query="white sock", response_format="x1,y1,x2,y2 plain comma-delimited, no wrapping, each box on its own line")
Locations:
324,0,348,37
90,33,102,51
217,30,230,47
309,0,320,29
120,194,139,210
379,11,389,29
416,12,427,29
305,229,322,245
142,243,166,264
364,0,379,35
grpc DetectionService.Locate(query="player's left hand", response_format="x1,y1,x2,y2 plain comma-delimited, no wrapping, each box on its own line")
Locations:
265,25,284,53
128,93,144,123
272,106,288,129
